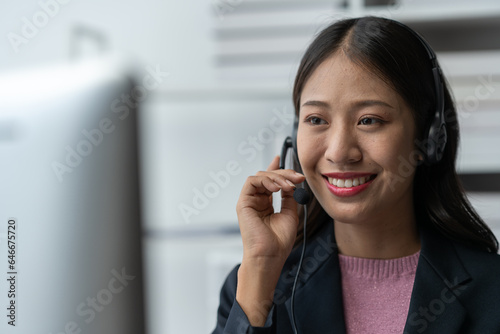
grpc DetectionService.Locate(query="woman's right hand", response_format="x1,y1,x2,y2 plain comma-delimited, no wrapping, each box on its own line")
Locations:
237,155,306,264
235,155,306,326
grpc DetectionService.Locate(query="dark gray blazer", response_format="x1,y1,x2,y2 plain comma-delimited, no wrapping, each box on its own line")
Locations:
212,219,500,333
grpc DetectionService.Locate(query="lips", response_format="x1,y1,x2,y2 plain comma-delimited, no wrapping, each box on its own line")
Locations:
322,173,377,197
326,174,377,188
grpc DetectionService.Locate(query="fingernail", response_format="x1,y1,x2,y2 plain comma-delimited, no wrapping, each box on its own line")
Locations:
286,180,296,188
273,181,282,189
295,172,304,176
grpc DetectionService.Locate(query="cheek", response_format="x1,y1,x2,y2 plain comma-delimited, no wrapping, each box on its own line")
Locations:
365,131,416,175
297,132,324,171
367,137,398,165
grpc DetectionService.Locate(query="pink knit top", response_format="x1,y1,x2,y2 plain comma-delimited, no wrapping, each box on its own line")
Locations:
338,251,420,334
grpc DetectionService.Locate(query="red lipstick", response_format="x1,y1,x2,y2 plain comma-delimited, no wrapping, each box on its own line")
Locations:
322,174,376,197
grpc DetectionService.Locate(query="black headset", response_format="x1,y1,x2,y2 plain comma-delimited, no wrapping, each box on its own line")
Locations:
396,21,448,165
278,19,447,334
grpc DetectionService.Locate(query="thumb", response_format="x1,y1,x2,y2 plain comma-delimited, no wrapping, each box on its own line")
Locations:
279,189,298,221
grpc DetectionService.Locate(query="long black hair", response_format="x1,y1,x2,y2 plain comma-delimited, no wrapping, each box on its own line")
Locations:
292,16,498,253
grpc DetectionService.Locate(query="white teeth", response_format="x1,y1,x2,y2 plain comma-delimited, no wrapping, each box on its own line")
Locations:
327,175,373,188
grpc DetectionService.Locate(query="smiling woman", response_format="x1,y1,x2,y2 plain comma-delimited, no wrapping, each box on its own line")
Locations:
297,51,421,257
212,16,500,334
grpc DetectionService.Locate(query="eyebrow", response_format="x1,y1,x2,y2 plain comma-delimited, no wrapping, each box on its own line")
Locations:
301,99,395,111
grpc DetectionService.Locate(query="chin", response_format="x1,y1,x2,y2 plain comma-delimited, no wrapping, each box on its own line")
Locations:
314,197,373,225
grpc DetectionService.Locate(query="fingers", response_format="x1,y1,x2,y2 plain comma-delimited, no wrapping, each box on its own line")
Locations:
240,156,305,197
239,174,293,204
247,175,283,195
266,155,304,178
237,157,306,213
266,156,304,182
255,171,304,192
238,172,304,213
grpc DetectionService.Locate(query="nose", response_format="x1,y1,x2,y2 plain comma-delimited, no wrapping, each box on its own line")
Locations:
324,125,362,164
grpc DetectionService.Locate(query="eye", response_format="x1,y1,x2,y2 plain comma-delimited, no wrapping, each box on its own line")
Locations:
305,116,327,125
358,117,383,126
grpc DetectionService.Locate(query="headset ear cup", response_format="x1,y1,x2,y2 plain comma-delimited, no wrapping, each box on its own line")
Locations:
426,114,447,165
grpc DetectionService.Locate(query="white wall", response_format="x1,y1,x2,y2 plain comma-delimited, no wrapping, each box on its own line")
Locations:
0,0,216,89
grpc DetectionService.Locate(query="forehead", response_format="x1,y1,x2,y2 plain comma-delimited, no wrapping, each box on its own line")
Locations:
300,51,404,110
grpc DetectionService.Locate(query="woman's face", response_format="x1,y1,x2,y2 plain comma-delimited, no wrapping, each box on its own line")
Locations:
297,52,418,225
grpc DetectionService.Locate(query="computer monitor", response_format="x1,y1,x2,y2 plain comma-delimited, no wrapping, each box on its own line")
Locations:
0,57,145,334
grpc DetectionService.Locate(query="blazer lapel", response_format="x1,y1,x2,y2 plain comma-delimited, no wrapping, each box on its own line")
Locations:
403,226,470,334
280,221,346,334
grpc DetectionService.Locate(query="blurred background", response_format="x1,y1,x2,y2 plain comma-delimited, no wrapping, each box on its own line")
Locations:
1,0,500,333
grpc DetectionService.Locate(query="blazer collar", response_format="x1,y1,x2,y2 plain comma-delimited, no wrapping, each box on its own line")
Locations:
277,220,472,334
403,225,471,333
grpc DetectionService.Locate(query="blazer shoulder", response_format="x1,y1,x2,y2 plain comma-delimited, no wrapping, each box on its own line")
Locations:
453,242,500,273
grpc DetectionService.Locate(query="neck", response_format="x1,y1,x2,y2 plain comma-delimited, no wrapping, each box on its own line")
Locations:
334,209,420,259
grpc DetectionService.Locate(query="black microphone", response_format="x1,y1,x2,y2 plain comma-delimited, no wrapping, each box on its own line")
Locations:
293,187,310,205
